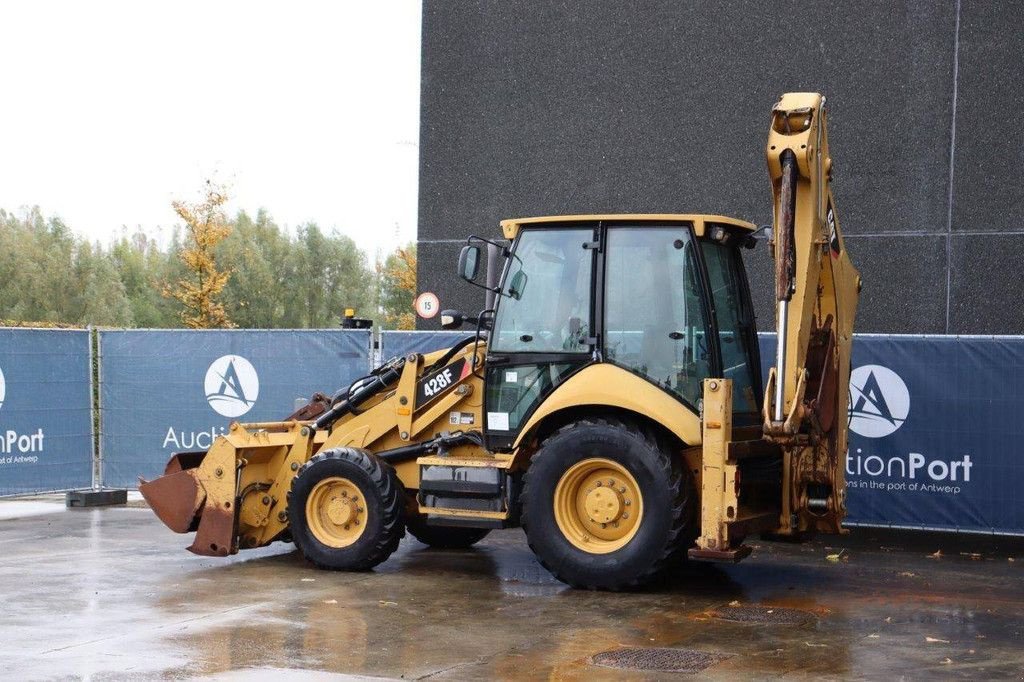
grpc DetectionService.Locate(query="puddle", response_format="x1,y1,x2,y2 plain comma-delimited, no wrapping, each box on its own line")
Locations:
0,500,66,520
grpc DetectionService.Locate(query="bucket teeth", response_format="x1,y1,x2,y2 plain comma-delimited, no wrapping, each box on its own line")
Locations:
188,498,236,557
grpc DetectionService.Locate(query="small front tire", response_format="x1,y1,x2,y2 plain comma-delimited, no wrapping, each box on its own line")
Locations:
289,447,405,571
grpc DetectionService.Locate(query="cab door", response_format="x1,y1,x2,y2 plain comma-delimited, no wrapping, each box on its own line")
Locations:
484,226,597,450
602,224,715,412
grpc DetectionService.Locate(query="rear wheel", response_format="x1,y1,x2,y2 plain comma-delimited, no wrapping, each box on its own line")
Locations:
521,417,695,590
406,513,491,549
289,447,405,570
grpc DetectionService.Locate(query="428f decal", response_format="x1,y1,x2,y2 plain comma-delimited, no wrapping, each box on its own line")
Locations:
415,357,472,408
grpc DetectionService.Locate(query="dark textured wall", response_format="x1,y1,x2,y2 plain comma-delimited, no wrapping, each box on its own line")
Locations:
417,1,1024,334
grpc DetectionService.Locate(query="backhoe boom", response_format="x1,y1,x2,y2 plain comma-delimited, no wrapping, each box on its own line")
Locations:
764,92,861,533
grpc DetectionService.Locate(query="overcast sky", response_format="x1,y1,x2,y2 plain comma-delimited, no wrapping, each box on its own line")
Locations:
0,1,422,260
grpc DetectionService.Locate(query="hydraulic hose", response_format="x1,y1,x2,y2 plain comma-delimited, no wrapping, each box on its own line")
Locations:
313,358,405,430
425,335,479,374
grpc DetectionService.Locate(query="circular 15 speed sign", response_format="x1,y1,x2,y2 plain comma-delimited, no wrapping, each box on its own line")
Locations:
414,292,440,319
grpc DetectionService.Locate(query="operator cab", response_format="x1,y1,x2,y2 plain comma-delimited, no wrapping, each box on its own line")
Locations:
456,215,763,451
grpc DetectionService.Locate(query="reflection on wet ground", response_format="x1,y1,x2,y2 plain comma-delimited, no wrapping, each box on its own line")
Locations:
1,504,1022,680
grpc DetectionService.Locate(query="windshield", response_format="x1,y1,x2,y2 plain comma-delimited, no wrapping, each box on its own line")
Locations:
490,228,593,353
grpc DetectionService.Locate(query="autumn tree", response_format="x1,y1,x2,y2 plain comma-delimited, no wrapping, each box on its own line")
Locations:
378,244,417,329
163,182,235,328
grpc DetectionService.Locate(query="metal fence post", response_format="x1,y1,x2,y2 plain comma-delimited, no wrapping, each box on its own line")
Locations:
93,327,103,491
89,326,100,490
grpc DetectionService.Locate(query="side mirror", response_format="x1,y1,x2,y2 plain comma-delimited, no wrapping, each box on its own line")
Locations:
744,224,773,249
440,309,482,330
508,270,528,300
458,245,482,282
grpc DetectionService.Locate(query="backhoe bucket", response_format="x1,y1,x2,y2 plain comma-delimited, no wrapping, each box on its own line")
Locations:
139,441,241,557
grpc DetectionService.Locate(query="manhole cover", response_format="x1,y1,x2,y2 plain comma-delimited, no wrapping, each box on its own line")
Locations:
591,647,732,673
709,604,815,626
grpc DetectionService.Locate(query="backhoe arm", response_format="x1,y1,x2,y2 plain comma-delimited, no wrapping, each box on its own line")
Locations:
763,92,861,533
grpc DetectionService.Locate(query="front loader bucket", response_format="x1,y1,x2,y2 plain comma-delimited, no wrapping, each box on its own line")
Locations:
139,442,241,557
139,469,203,533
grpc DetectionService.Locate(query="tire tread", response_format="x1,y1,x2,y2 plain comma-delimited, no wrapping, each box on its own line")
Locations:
288,447,405,571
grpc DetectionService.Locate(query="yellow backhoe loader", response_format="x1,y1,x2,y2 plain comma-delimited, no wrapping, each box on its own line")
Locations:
140,92,860,589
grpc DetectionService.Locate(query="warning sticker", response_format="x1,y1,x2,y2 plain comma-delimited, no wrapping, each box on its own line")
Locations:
487,412,510,431
449,411,475,426
827,199,841,257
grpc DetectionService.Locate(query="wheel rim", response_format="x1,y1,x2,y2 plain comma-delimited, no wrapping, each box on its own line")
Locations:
305,476,368,548
553,457,644,554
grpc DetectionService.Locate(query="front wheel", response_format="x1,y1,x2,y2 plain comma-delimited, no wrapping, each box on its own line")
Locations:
521,418,695,590
289,447,405,571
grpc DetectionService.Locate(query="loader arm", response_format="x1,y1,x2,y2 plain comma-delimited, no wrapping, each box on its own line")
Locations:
763,92,861,533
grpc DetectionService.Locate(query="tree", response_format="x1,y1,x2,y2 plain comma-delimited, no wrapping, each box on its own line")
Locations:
0,207,132,326
283,223,374,328
163,182,235,328
217,209,292,328
378,244,417,329
0,202,385,330
110,231,178,327
73,241,133,326
0,208,75,323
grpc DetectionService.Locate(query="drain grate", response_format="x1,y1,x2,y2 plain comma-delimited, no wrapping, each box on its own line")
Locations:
709,604,815,626
591,647,732,674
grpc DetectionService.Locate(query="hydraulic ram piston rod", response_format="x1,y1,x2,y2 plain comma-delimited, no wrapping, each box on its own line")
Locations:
773,149,798,423
774,301,789,422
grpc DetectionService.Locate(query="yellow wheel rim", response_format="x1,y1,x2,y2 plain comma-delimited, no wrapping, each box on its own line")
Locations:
305,476,368,548
553,458,644,554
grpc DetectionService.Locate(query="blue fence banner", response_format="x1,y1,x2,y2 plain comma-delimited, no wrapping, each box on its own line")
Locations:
23,325,1006,534
759,334,1024,535
379,331,468,364
99,329,371,488
0,329,94,496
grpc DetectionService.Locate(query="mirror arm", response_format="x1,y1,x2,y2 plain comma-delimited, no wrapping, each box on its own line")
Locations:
467,234,510,257
471,309,495,373
744,224,773,249
463,279,502,295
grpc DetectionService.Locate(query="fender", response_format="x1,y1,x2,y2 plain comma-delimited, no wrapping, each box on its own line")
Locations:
513,363,702,451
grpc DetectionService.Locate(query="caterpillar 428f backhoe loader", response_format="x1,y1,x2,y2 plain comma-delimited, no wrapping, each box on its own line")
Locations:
140,92,860,589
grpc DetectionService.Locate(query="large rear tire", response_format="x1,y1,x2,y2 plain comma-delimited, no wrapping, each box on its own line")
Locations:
289,447,405,571
521,417,695,590
406,513,491,549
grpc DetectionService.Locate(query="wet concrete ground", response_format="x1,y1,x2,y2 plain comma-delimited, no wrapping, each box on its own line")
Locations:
2,499,1023,680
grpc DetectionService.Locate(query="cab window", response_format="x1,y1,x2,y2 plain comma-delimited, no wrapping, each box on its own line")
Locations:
701,239,760,414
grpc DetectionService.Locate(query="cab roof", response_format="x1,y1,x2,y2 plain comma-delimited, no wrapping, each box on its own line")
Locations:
498,214,756,240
